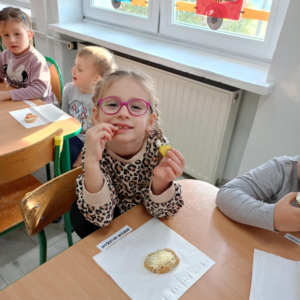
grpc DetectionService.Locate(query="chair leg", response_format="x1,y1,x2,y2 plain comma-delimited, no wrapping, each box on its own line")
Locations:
46,163,51,181
64,212,73,247
38,229,47,265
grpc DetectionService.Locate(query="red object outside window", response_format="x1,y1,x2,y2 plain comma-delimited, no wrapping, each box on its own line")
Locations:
195,0,246,30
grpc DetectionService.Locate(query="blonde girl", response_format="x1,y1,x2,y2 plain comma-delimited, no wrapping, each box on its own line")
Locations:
71,70,185,238
0,7,53,103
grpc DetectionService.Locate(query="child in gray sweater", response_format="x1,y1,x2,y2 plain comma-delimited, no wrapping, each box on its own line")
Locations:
216,156,300,232
62,46,116,168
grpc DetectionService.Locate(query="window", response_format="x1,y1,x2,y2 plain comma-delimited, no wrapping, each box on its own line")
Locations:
83,0,160,33
2,0,30,9
91,0,148,18
173,0,272,39
83,0,290,61
160,0,290,60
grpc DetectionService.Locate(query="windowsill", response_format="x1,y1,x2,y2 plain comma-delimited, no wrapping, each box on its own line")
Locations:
48,20,274,95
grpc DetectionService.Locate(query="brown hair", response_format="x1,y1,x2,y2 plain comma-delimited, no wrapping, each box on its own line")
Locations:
93,70,163,140
77,46,117,77
0,7,33,44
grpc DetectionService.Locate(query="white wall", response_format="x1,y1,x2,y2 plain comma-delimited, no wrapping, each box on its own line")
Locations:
222,91,259,181
31,0,81,83
238,0,300,175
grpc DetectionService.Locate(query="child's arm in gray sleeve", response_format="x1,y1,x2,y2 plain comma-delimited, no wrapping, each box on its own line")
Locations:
216,158,284,231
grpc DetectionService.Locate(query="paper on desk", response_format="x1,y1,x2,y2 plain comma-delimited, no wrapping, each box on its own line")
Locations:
93,218,215,300
9,104,71,128
249,249,300,300
23,99,37,107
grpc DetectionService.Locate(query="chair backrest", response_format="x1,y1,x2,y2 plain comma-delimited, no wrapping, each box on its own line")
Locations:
0,128,63,184
45,56,63,108
20,166,83,236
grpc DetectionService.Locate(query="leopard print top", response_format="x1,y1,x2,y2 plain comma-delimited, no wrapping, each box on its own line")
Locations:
76,131,184,227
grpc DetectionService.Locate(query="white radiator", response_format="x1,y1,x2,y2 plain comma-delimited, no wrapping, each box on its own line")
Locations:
78,44,241,184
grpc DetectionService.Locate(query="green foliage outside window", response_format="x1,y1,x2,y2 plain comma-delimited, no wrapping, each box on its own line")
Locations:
119,3,148,16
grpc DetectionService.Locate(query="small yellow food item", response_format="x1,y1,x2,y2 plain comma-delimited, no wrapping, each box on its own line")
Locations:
144,248,179,274
156,139,172,157
159,145,172,157
296,192,300,207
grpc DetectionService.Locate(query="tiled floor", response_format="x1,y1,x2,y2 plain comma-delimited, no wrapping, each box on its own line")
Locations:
0,167,194,291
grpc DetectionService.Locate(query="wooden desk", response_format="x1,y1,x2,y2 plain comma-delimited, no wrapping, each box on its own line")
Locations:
0,82,81,172
1,180,300,299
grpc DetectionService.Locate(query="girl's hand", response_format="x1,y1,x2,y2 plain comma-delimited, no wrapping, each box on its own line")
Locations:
152,149,185,195
273,192,300,231
85,123,118,165
0,91,11,101
72,152,82,169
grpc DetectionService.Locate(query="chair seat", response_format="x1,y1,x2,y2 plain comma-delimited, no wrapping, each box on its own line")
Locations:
0,175,42,234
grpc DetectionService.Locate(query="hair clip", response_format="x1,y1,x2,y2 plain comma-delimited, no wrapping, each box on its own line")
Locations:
21,13,25,19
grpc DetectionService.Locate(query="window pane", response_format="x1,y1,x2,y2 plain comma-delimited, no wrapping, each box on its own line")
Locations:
10,0,30,3
174,0,273,40
7,0,30,8
91,0,148,18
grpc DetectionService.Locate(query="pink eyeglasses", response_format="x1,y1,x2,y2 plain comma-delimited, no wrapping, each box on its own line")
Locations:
98,97,152,116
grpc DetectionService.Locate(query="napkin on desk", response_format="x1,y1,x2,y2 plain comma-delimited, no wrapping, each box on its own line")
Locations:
93,218,215,300
9,104,71,128
249,249,300,300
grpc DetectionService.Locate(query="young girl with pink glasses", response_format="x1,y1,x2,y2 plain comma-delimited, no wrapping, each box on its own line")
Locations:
71,70,185,238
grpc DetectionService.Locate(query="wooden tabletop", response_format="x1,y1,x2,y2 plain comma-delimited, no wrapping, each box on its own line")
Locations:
1,179,300,299
0,82,81,155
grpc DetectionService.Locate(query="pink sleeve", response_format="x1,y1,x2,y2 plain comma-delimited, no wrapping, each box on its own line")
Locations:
9,60,51,101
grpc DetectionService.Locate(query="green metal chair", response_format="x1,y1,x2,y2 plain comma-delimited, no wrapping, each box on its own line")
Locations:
0,129,63,240
20,166,82,265
44,56,64,182
45,56,64,108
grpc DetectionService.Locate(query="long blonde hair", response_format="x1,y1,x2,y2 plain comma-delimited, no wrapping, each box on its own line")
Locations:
93,70,163,140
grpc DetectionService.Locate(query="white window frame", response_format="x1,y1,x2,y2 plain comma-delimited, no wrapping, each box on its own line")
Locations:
160,0,290,61
83,0,160,33
2,0,30,9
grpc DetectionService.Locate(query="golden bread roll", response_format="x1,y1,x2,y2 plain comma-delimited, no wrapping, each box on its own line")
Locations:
144,248,179,274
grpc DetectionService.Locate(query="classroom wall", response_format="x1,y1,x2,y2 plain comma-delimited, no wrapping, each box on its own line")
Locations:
222,91,259,181
238,0,300,176
31,0,81,84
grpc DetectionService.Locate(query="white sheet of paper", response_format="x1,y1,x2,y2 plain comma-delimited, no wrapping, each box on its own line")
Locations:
93,218,215,300
249,249,300,300
9,107,50,128
9,104,71,128
284,233,300,246
34,104,71,122
23,99,37,107
97,225,132,251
